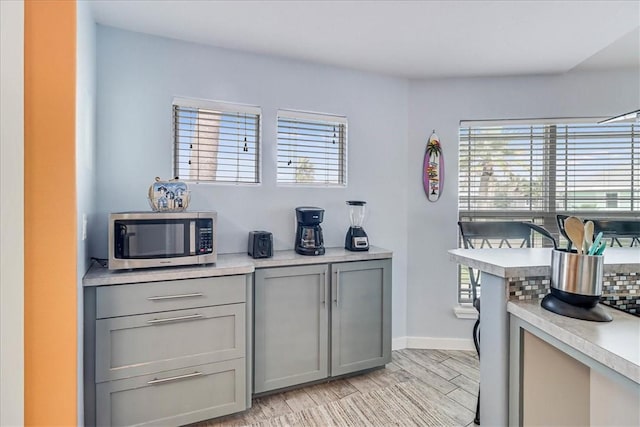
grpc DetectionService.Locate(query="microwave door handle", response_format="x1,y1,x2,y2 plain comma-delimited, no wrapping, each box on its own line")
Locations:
190,220,196,255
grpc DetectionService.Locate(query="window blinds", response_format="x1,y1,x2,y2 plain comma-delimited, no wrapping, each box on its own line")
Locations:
459,122,639,216
277,110,347,185
173,100,261,183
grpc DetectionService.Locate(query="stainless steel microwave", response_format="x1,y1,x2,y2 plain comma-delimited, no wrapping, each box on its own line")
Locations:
108,211,217,270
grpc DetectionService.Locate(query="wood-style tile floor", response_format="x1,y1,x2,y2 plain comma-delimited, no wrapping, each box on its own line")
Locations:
193,349,479,427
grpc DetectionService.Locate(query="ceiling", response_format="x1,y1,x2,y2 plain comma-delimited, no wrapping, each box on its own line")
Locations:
90,0,640,79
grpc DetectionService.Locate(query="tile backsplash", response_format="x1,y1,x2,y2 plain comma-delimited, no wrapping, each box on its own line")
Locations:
507,272,639,315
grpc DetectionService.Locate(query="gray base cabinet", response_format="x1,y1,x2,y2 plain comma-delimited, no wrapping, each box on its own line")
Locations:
331,260,392,376
84,274,252,427
253,264,329,393
254,258,391,394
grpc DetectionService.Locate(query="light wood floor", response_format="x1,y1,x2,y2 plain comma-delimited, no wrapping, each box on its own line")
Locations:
193,349,479,427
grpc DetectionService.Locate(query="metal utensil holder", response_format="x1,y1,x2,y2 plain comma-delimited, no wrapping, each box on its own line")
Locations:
550,249,604,297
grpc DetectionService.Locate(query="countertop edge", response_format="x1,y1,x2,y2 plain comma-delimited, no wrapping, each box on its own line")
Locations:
449,248,640,279
253,250,393,268
449,251,507,277
507,301,640,385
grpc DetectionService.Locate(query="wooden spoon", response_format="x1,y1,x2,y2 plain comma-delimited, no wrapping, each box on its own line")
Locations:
564,216,585,254
583,221,594,254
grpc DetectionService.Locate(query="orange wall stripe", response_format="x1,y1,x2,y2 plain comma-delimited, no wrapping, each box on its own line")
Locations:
24,0,77,424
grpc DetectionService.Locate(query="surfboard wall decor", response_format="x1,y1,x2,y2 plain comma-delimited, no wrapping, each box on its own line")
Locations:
423,130,444,201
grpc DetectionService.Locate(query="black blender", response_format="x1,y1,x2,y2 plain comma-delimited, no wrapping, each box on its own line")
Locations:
295,207,326,256
345,201,369,251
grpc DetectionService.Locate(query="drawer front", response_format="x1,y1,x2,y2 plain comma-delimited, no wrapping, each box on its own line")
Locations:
96,275,246,319
96,359,246,427
96,304,245,382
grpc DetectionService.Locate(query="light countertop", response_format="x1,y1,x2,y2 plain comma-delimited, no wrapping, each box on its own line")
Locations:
449,247,640,278
83,246,392,287
508,300,640,384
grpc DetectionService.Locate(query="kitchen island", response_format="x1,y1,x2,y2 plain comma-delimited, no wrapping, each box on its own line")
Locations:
508,299,639,426
449,247,640,426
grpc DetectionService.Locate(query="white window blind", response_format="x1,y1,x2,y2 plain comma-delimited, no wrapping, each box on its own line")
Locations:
277,110,347,186
173,98,261,183
457,121,639,303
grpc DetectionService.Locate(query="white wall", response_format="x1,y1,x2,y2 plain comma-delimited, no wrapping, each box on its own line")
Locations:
94,26,409,339
406,69,640,341
0,0,24,424
76,1,97,423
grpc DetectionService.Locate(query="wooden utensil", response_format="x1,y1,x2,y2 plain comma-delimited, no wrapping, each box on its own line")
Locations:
583,220,594,254
564,216,585,254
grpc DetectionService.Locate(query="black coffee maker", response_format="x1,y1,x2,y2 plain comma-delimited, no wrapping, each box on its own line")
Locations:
295,207,325,256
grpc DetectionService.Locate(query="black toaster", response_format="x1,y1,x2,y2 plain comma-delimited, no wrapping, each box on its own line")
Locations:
248,231,273,259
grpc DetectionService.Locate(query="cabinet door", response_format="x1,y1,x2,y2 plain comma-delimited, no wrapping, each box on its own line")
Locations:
331,259,391,376
254,264,329,393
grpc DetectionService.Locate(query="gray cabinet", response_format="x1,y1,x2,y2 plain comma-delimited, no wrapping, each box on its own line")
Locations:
253,264,329,393
84,274,252,427
331,259,392,376
253,258,391,394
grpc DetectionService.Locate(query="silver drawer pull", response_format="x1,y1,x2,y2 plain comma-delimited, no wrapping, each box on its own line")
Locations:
147,371,203,385
147,314,204,324
147,292,204,301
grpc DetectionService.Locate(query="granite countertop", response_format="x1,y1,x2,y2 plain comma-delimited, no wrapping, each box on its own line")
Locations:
449,247,640,278
508,300,640,384
83,246,392,287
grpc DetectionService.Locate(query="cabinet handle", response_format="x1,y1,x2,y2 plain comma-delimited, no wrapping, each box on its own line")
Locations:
334,271,339,306
147,292,204,301
321,272,326,305
147,371,203,385
147,314,204,324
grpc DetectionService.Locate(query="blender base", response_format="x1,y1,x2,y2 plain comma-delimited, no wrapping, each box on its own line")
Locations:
345,227,369,251
541,293,612,322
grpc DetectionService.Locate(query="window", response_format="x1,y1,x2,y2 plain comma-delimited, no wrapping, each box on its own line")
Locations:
173,98,261,183
277,110,347,185
457,120,639,303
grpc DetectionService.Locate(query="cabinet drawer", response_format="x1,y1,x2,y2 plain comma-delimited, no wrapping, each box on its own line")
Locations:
96,359,246,427
96,304,245,382
96,275,246,319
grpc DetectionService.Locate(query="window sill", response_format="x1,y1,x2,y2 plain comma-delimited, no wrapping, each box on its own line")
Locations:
453,304,478,320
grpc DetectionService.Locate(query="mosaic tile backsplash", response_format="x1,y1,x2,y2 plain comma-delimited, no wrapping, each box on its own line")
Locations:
507,272,640,315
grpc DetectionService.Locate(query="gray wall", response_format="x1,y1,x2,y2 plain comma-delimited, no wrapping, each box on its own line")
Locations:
76,1,97,423
406,69,640,340
94,26,409,339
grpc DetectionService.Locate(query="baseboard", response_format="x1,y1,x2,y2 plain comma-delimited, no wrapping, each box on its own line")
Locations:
392,337,407,350
392,336,475,351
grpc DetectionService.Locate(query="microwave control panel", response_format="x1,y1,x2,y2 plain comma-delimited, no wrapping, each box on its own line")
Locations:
198,220,214,254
